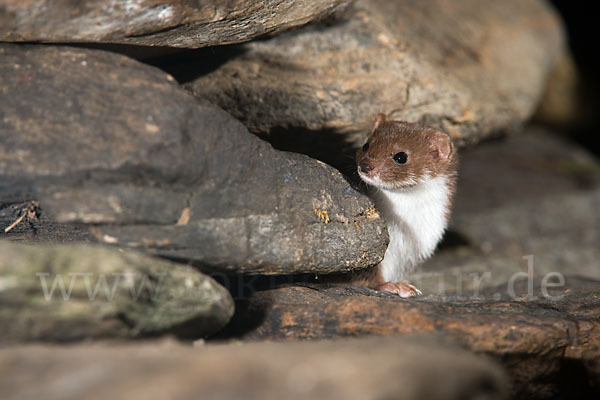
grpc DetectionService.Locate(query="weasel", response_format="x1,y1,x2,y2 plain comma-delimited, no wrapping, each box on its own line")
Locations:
354,113,458,297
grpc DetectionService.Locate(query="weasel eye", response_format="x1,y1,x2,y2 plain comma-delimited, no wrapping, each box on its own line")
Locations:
362,142,369,152
392,152,408,164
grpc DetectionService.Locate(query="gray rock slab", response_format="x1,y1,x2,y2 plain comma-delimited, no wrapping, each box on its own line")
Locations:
0,44,387,275
414,127,600,295
185,0,564,147
0,0,353,48
0,241,234,342
0,336,508,400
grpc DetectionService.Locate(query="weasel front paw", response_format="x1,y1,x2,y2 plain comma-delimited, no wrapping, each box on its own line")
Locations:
376,281,422,298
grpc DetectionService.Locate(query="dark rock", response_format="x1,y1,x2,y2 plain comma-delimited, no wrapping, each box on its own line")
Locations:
184,0,564,149
0,200,95,242
0,241,234,342
221,281,600,399
0,336,509,400
0,43,387,275
0,0,353,48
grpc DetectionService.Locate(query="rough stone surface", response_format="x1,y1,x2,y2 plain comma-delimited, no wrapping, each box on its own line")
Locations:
0,0,352,48
219,282,599,399
184,0,564,150
0,43,387,275
0,200,95,243
0,241,234,342
0,336,509,400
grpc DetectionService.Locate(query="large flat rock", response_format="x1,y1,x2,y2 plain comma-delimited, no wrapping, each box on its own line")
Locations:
0,43,387,274
0,336,508,400
184,0,563,149
0,0,352,48
0,241,234,342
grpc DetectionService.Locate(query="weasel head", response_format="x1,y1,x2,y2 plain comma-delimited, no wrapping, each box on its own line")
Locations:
356,113,457,191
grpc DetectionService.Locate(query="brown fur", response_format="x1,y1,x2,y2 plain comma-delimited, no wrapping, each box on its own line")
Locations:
356,113,458,191
339,113,458,291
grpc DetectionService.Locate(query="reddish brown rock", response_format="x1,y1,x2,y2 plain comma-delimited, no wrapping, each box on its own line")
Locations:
218,281,600,398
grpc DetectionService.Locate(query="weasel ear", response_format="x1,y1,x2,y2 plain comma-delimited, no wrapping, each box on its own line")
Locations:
431,131,454,161
371,113,387,133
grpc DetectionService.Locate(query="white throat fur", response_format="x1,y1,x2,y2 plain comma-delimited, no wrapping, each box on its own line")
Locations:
373,174,452,282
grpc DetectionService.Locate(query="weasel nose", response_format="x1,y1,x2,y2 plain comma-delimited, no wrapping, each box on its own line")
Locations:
359,161,373,173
